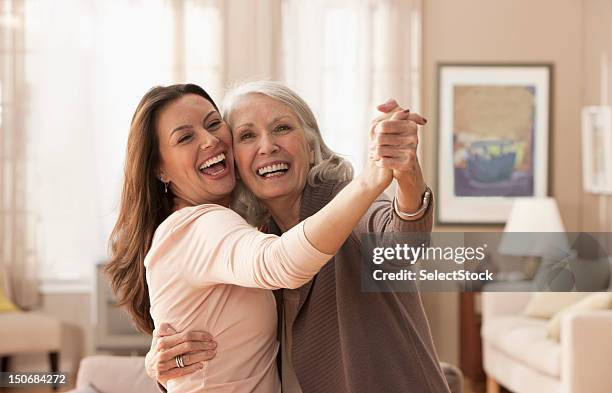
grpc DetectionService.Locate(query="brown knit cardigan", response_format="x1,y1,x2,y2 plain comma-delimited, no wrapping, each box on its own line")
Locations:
266,180,451,393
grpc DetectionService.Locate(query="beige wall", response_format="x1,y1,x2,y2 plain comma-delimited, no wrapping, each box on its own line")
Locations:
582,0,612,231
421,0,592,365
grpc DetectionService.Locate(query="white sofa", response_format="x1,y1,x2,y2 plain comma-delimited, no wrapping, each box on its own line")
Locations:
481,292,612,393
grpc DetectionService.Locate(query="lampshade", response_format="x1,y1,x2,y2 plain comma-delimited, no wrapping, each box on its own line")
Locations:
498,198,569,257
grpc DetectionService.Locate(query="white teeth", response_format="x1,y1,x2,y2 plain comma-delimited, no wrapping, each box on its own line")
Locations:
199,153,225,170
258,163,289,176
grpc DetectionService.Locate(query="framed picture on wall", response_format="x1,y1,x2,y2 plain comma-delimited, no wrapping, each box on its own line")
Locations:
437,64,552,224
581,106,612,194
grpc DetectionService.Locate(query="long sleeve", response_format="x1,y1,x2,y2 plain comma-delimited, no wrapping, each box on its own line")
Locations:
352,191,434,263
299,180,434,236
354,191,434,235
145,204,332,290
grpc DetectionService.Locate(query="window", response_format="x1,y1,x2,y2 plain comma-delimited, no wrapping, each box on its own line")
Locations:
282,0,422,172
20,0,224,288
4,0,421,290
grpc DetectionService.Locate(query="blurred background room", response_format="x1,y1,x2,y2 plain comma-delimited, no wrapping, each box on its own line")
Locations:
1,1,612,392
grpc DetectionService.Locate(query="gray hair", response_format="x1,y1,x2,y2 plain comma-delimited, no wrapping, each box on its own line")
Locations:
222,80,353,226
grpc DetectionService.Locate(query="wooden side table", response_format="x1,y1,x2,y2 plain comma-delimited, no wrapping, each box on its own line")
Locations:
460,291,485,383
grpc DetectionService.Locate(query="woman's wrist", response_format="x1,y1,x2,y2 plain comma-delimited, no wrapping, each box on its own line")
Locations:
394,173,427,211
356,173,388,196
394,186,431,220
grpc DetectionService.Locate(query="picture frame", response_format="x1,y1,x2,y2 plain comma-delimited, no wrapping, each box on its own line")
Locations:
437,63,552,224
581,106,612,194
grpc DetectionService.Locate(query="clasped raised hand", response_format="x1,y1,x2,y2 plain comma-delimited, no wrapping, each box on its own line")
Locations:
370,99,428,213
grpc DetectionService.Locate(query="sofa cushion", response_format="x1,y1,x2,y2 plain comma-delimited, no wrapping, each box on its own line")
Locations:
482,315,561,378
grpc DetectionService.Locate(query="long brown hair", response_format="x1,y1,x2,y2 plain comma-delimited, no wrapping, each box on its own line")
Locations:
106,84,219,334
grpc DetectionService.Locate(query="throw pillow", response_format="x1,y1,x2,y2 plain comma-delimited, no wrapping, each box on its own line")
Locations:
0,293,18,312
0,270,18,312
547,292,612,341
523,292,590,319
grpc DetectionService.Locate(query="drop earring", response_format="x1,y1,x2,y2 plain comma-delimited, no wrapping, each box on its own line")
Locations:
164,181,169,194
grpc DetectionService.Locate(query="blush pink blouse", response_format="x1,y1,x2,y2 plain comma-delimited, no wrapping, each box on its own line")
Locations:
145,204,332,393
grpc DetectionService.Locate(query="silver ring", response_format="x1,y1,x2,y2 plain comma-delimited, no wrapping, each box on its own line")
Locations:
175,354,185,368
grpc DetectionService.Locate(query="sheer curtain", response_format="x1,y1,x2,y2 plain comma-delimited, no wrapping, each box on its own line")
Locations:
23,0,173,287
0,0,38,307
281,0,422,172
19,0,229,289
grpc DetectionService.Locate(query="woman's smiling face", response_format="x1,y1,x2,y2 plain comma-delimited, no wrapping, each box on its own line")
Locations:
229,93,313,205
156,94,235,206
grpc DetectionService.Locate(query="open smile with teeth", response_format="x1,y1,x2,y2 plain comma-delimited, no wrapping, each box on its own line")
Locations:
257,162,290,178
199,153,227,176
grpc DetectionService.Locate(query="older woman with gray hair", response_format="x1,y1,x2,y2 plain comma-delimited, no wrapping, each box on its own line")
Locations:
147,81,451,393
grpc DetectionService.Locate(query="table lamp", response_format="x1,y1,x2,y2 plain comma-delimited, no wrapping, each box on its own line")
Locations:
498,198,569,279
